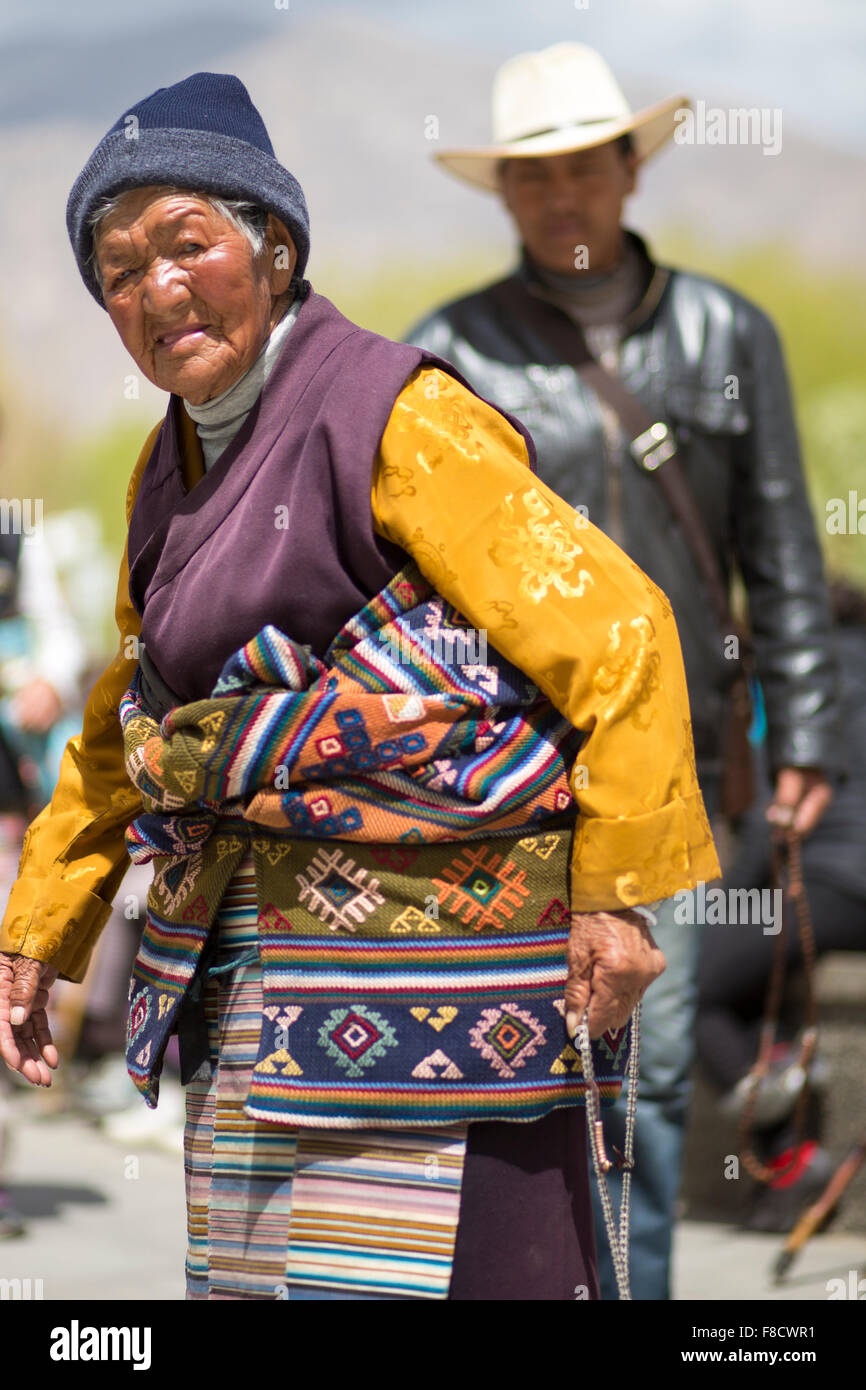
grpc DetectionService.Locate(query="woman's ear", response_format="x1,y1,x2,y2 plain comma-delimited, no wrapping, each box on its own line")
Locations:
265,215,297,296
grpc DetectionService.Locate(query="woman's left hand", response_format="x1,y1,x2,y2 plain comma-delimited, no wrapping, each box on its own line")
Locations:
565,909,665,1040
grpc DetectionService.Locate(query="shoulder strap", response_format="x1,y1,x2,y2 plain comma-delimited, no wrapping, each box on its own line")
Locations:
490,276,737,635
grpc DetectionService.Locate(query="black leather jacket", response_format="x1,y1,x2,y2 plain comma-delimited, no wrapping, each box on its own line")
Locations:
407,233,838,782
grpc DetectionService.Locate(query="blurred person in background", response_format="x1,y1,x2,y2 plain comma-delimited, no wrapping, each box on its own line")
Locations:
0,414,87,1237
0,72,719,1300
697,578,866,1232
409,42,838,1298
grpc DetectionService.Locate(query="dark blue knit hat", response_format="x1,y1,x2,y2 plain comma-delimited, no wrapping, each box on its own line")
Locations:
67,72,310,307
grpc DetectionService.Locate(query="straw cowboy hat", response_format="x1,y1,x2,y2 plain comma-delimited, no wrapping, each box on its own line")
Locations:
435,42,688,193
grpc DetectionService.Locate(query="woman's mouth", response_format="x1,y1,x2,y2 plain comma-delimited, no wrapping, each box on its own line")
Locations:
155,324,210,350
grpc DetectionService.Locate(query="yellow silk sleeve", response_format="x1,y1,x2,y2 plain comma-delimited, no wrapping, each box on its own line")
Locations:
0,423,162,980
372,366,721,912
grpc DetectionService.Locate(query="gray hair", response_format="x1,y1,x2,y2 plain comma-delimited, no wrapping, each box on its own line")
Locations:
86,186,269,291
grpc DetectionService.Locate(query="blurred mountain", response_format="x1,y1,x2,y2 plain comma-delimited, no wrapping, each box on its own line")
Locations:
1,9,863,430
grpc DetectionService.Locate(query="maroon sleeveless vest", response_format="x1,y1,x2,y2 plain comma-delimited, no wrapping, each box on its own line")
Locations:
127,291,534,702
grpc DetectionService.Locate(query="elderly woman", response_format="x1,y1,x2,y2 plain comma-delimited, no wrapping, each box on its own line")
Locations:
0,73,718,1301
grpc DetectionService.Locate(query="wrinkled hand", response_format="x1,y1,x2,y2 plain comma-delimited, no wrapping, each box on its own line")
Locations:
0,951,58,1086
565,909,666,1040
767,767,833,837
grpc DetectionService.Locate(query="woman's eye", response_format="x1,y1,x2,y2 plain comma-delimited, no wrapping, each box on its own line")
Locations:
109,268,132,289
180,241,203,254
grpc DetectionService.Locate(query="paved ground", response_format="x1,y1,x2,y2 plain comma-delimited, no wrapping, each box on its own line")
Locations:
0,1094,186,1302
1,1094,864,1301
674,1220,865,1302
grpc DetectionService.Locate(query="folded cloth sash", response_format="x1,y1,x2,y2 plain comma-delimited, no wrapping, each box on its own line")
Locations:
125,563,583,849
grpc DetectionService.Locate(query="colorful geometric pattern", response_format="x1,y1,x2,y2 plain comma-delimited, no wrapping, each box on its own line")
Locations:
123,812,633,1122
468,1003,547,1079
119,564,629,1123
433,845,530,931
295,847,385,931
317,1005,399,1078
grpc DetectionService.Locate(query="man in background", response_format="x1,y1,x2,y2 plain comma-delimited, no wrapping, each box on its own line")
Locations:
408,42,837,1298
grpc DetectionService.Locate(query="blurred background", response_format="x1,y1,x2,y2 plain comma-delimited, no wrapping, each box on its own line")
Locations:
0,0,865,651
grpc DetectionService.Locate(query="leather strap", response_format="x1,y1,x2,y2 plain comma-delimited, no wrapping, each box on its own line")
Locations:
490,276,739,636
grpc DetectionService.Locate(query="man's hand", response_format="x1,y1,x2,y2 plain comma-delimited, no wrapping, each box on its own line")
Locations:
565,908,666,1040
767,766,832,836
0,951,58,1086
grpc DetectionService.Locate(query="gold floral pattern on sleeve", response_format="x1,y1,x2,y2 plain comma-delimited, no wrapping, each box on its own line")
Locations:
372,364,721,911
482,599,519,633
614,872,646,907
593,616,661,729
489,488,594,603
397,527,459,592
381,370,490,497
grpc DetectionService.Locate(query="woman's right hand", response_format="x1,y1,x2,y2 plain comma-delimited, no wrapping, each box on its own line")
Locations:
565,908,666,1039
0,951,58,1086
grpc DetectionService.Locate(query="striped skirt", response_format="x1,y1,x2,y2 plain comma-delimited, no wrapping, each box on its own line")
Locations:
184,851,599,1300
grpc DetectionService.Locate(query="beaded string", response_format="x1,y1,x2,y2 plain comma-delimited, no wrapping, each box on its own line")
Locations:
577,1001,641,1301
738,828,818,1183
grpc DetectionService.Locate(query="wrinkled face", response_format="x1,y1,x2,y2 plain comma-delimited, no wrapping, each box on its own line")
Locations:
500,142,637,275
94,186,296,404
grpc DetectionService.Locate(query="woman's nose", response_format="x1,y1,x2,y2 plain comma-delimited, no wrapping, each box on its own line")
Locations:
141,257,189,311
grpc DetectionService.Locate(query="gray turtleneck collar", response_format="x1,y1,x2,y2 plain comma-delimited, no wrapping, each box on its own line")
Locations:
183,296,301,469
529,234,649,362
